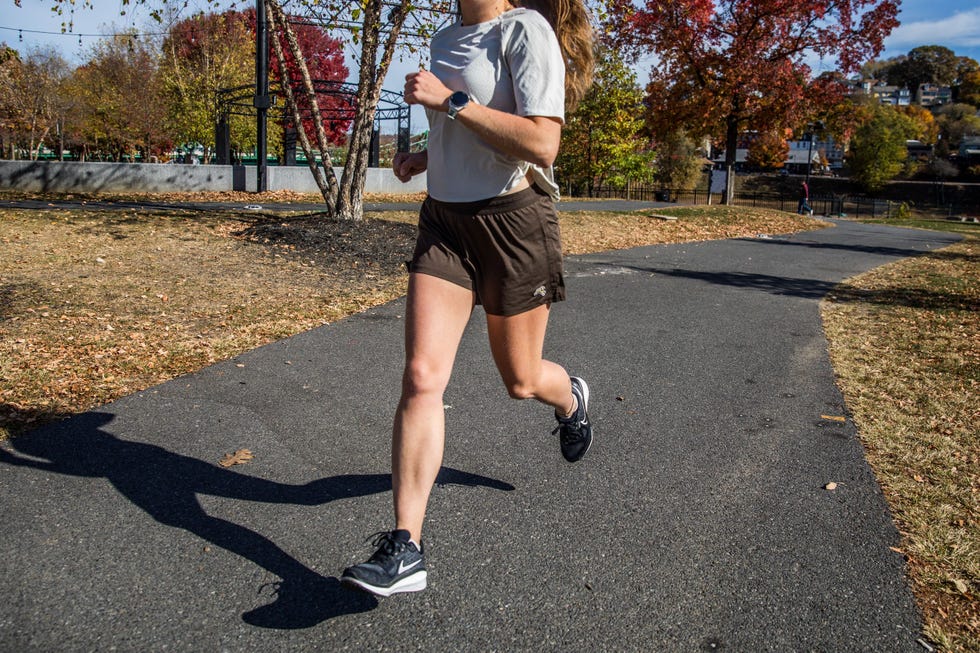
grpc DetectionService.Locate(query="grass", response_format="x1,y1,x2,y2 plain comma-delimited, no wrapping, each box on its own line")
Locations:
822,231,979,651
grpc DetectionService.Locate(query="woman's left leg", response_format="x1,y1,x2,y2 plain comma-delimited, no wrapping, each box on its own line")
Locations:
485,303,575,416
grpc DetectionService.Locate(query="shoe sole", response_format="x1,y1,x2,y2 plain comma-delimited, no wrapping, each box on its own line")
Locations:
340,570,427,597
567,376,593,462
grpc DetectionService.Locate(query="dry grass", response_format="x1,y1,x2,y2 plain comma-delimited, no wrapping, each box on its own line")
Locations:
0,207,415,434
822,237,979,652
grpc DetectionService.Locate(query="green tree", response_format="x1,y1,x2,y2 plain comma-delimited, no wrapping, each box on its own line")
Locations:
159,11,256,163
653,130,706,190
885,45,959,101
846,104,917,192
556,45,653,196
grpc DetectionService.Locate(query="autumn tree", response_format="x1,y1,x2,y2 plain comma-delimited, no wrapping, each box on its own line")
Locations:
604,0,899,203
67,32,169,161
160,11,256,163
0,44,22,158
933,103,980,155
746,130,789,171
262,0,453,219
896,105,939,144
251,8,351,151
556,44,653,196
846,104,917,192
0,46,71,160
957,70,980,107
42,0,453,219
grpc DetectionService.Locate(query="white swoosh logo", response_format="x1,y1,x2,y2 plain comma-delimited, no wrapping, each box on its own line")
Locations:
398,559,422,574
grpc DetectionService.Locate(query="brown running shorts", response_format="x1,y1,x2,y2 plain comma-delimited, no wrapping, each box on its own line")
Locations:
408,185,566,316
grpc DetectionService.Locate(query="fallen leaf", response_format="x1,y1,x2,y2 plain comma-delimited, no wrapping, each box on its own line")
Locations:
952,579,970,595
219,449,253,467
913,474,926,483
824,482,838,491
820,414,846,422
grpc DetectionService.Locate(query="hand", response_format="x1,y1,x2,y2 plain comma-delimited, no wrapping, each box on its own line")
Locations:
404,70,452,112
392,151,428,182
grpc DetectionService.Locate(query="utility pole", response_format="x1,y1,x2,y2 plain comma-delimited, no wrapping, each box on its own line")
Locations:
804,120,824,186
254,0,270,192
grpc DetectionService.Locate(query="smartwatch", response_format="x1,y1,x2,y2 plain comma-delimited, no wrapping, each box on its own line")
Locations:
447,91,471,120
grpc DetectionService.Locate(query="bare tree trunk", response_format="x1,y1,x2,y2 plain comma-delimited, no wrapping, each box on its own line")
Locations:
266,0,339,212
336,0,410,221
266,0,341,211
722,114,738,205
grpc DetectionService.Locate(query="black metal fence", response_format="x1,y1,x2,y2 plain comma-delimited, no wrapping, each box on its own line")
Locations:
572,184,894,218
732,192,893,218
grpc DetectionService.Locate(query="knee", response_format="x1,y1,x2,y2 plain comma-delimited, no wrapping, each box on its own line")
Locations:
402,360,450,398
503,379,536,401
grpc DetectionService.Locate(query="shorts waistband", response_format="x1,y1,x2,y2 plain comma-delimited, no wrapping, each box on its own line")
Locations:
425,185,549,216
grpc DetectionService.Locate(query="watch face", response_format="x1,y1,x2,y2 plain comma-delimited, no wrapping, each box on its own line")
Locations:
450,91,469,107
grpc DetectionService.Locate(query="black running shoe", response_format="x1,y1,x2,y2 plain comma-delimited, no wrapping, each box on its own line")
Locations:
553,376,593,462
340,529,426,597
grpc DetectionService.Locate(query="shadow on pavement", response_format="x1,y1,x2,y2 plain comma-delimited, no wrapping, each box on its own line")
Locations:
736,233,968,262
592,262,974,309
0,412,514,629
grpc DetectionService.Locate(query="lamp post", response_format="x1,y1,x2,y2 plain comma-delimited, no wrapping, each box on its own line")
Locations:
254,0,270,192
804,120,824,185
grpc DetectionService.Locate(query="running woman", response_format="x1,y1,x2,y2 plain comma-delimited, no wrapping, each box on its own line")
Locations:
340,0,595,597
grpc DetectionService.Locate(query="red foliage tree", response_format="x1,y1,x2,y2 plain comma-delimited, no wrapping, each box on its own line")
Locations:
243,8,351,146
605,0,899,201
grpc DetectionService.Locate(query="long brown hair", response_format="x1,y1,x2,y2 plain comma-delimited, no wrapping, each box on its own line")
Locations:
516,0,594,112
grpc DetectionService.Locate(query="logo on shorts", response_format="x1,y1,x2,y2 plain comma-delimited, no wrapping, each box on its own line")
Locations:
533,285,548,298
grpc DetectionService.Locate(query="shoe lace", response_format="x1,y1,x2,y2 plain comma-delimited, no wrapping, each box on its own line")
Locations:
365,530,404,562
552,419,583,444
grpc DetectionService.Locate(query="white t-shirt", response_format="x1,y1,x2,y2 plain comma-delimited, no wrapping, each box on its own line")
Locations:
425,8,565,202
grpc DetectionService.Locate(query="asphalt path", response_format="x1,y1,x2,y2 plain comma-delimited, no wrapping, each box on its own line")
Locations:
0,219,961,651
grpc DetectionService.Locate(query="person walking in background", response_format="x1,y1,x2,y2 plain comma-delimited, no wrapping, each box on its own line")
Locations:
798,181,812,215
340,0,595,597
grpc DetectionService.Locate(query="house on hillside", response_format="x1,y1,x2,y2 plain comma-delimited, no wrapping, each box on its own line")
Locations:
960,136,980,163
918,84,952,107
847,78,953,107
712,134,845,173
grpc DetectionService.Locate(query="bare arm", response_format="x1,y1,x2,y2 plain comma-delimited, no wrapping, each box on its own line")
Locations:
404,70,561,168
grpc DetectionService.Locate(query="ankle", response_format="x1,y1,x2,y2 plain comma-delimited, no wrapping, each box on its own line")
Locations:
561,396,578,419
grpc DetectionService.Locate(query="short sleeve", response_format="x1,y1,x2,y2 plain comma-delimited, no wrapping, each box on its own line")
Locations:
504,12,566,122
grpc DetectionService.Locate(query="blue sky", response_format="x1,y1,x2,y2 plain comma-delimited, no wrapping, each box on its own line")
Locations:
3,0,979,101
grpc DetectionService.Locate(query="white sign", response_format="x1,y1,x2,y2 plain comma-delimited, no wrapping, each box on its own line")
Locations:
709,170,728,194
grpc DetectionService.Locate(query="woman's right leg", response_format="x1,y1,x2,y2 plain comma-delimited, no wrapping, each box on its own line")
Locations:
393,272,474,543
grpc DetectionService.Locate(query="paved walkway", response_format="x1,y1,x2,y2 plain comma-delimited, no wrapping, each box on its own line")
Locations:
0,219,959,650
